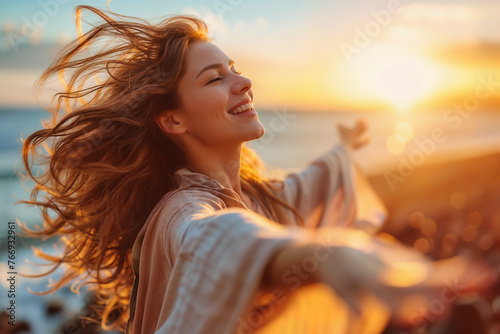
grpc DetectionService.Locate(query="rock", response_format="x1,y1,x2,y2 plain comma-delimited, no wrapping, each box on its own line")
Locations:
0,311,32,333
46,299,64,316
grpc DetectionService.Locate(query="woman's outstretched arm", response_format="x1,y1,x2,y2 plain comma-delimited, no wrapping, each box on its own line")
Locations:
262,227,496,324
272,119,385,231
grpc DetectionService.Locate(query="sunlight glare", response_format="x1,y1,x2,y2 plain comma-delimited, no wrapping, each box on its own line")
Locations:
394,121,414,143
351,45,444,113
386,134,405,155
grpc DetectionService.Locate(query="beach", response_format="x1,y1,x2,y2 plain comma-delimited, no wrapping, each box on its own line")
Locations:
373,151,500,333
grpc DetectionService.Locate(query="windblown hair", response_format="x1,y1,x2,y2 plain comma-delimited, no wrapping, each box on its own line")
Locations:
20,5,303,332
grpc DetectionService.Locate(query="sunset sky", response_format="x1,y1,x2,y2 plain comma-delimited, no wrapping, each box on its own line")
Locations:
1,0,500,113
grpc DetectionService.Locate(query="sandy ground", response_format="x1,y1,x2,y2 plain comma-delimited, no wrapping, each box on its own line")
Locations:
372,151,500,334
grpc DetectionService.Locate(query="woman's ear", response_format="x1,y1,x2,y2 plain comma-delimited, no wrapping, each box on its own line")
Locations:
155,110,186,135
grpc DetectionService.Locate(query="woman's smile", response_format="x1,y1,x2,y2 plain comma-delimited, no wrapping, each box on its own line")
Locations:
228,102,256,116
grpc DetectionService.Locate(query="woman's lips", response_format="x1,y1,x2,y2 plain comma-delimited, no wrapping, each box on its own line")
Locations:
228,102,253,114
228,107,257,117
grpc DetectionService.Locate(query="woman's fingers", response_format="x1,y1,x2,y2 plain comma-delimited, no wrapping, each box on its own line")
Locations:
354,118,368,134
318,235,497,327
323,244,497,326
353,133,370,149
337,118,371,150
427,257,498,291
371,255,497,326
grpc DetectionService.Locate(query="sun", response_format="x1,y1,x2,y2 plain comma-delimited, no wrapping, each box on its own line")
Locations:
349,44,444,112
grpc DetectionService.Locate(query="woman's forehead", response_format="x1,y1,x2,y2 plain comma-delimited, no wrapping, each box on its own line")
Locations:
185,42,231,73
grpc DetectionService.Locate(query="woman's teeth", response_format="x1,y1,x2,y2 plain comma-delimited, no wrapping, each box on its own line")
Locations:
229,103,253,114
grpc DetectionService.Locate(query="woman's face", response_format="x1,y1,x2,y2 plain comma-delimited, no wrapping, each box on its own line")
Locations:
173,41,265,147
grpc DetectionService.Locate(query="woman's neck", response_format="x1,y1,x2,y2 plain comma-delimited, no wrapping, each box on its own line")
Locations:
183,143,247,203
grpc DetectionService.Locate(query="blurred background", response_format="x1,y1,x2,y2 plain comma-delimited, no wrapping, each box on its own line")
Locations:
0,0,499,333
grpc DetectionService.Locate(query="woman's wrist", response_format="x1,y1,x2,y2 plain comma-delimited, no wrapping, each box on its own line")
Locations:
262,241,324,289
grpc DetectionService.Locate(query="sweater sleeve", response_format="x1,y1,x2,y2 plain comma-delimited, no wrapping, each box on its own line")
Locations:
275,144,386,233
153,200,306,334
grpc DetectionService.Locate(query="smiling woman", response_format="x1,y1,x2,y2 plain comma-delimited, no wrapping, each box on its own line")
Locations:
19,5,494,334
156,41,265,170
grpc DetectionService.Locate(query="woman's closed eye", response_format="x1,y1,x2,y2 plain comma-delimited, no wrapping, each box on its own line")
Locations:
207,76,223,84
206,70,242,85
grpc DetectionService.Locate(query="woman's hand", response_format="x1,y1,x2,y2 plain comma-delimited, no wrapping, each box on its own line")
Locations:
263,229,496,327
337,118,370,150
314,233,497,325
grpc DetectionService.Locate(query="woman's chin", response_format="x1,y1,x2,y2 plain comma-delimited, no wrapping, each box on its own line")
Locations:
245,123,265,142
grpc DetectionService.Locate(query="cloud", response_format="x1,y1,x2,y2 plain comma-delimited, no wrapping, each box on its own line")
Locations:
181,6,230,36
401,4,478,23
233,17,268,32
432,41,500,66
180,6,268,40
0,69,41,107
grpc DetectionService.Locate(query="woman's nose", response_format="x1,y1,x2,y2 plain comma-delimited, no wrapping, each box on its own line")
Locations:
232,74,252,95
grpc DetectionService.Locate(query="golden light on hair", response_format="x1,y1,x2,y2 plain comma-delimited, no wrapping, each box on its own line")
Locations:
40,142,53,156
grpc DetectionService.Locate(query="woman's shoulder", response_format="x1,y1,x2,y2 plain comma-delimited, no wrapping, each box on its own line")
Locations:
160,187,228,215
133,188,229,257
146,185,240,235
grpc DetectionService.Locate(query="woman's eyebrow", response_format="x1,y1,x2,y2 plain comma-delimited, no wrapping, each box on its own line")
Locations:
196,59,235,79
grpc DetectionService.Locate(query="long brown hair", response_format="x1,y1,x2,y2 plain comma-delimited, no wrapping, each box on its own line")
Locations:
20,5,303,331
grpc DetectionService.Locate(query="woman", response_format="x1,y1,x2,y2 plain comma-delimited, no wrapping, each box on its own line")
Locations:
21,6,492,334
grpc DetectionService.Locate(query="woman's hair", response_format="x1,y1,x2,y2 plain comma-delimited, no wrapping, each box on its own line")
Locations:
20,5,303,331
